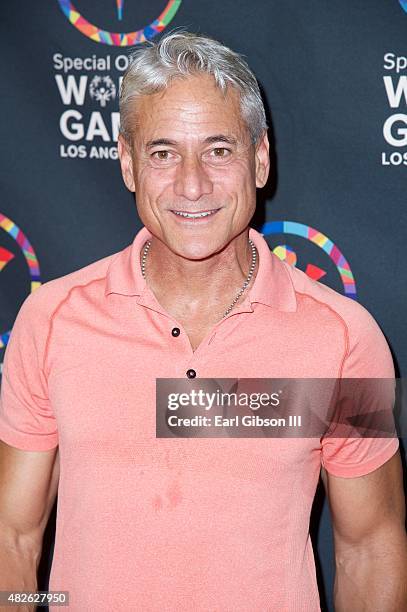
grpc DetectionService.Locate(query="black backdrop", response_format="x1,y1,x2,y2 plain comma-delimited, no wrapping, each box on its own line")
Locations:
1,2,407,610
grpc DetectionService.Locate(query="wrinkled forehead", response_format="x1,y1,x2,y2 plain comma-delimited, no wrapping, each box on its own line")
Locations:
130,74,250,145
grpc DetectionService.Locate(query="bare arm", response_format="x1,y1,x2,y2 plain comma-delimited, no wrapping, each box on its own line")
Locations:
321,450,407,611
0,440,59,611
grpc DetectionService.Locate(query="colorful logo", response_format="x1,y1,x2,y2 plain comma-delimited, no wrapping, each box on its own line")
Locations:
0,214,41,348
399,0,407,13
261,220,357,299
57,0,183,46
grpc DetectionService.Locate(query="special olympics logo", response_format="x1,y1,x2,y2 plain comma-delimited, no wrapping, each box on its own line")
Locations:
261,221,357,299
0,214,41,349
89,75,116,107
57,0,183,46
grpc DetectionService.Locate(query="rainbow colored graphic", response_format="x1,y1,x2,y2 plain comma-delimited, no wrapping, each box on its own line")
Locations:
261,220,357,299
57,0,182,46
0,213,41,348
116,0,124,21
272,244,297,267
0,247,15,272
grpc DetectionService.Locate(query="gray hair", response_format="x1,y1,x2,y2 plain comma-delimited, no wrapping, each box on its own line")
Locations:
119,31,267,145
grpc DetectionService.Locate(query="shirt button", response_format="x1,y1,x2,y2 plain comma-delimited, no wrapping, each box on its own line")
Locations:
171,327,180,337
186,369,196,379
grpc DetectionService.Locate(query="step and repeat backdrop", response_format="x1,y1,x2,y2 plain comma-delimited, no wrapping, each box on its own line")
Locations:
1,2,406,610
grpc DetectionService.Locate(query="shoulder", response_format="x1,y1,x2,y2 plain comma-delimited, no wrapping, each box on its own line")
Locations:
284,261,380,334
283,261,394,377
13,249,121,327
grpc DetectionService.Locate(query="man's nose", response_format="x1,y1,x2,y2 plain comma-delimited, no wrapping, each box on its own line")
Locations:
174,156,213,201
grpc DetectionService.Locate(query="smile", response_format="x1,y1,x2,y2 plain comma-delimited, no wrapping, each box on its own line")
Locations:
171,209,220,219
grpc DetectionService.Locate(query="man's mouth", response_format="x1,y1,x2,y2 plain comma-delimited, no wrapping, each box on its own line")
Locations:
170,208,221,219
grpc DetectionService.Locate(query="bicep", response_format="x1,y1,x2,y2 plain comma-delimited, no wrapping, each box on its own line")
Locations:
322,451,405,547
0,440,59,546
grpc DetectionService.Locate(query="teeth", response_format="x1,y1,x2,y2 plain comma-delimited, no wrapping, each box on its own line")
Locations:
173,210,218,218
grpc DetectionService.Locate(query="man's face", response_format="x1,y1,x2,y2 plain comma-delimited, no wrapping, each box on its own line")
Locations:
118,73,269,259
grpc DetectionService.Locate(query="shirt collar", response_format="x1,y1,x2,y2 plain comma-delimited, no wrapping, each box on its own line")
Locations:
105,226,150,297
105,225,297,312
248,227,297,312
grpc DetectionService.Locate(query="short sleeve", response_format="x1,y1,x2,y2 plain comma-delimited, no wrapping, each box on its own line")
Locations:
0,290,59,451
321,302,399,478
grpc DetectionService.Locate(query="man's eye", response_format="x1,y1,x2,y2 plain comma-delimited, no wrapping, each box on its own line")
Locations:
152,150,171,161
211,147,230,157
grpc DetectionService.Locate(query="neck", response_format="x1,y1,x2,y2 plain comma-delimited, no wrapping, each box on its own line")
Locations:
141,230,258,319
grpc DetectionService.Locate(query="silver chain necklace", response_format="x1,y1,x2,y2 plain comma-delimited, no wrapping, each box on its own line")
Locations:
140,239,257,318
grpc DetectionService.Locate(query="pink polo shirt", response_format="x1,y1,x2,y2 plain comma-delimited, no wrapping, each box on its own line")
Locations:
0,226,398,611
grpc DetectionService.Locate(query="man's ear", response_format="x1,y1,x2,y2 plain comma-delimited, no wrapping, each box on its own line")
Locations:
255,130,270,188
117,134,135,192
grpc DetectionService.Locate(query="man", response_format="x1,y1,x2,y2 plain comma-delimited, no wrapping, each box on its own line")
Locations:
0,31,406,611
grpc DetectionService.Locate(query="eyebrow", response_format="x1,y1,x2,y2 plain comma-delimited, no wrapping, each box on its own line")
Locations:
203,135,238,146
145,135,238,149
145,138,177,149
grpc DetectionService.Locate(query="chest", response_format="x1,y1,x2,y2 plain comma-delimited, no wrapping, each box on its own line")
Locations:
181,317,220,352
46,294,347,447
